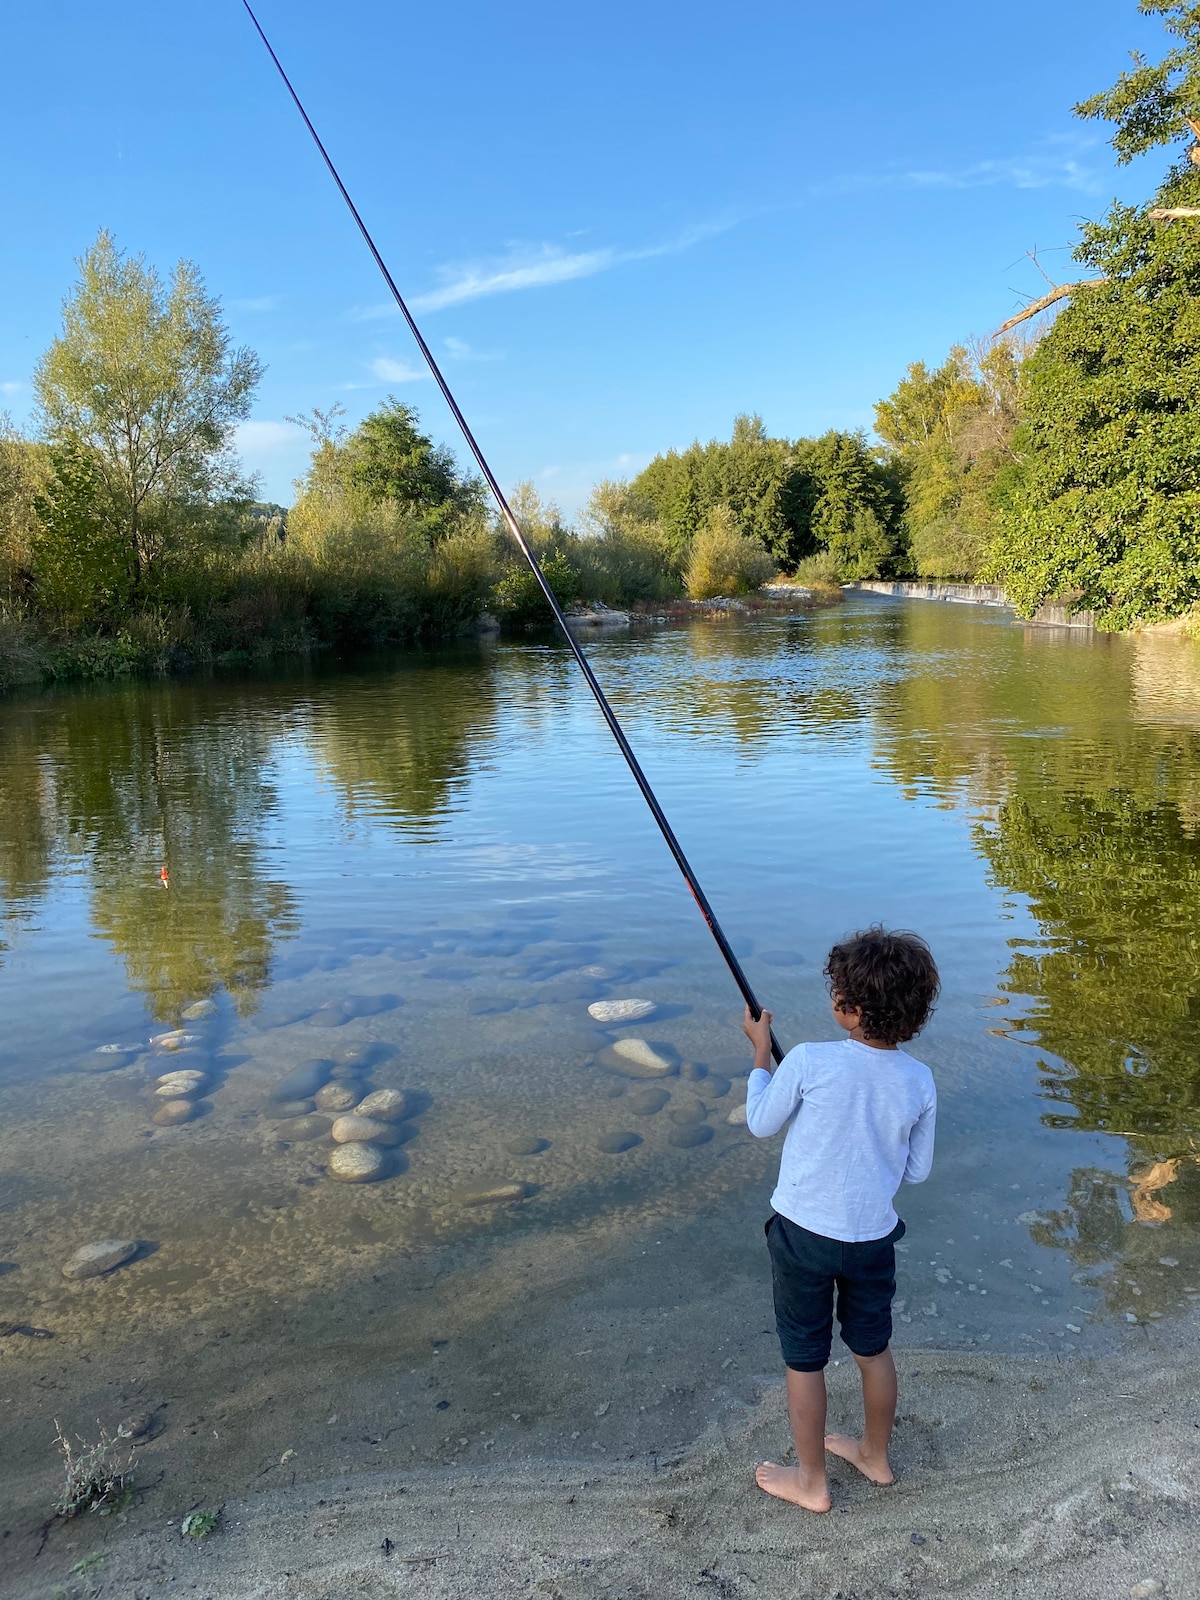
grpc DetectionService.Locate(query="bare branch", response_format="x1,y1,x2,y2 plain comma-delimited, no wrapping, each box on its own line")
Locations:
1148,206,1200,220
993,279,1108,337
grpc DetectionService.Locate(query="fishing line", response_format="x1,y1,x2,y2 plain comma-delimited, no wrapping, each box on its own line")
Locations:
242,1,783,1063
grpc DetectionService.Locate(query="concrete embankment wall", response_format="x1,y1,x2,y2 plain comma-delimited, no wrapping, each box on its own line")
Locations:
856,581,1096,630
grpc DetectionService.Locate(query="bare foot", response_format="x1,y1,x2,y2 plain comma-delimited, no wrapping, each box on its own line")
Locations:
824,1433,894,1486
754,1461,831,1512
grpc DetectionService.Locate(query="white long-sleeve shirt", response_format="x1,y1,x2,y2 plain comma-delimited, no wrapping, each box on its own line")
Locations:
746,1037,936,1242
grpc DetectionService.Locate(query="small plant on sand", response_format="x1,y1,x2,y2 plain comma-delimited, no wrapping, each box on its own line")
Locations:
181,1508,221,1539
53,1419,136,1518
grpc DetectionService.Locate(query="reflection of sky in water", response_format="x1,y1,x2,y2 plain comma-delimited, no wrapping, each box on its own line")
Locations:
2,596,1200,1354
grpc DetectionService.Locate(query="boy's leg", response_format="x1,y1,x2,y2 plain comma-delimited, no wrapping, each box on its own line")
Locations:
756,1368,832,1511
824,1346,896,1486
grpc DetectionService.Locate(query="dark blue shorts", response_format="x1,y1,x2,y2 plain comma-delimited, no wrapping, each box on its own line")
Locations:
765,1212,905,1372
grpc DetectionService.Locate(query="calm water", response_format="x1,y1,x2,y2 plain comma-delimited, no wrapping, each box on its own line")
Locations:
3,594,1200,1378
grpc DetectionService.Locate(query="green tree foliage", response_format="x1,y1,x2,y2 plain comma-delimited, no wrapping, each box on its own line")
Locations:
343,397,484,530
33,230,262,600
875,345,1023,580
684,504,777,598
0,418,49,607
1076,1,1200,162
787,430,901,578
988,166,1200,626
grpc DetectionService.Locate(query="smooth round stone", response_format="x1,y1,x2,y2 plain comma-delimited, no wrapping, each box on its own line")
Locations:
331,1114,393,1145
760,950,805,968
354,1088,408,1123
315,1083,359,1113
328,1142,385,1183
335,1043,390,1070
94,1043,143,1057
596,1131,641,1154
310,994,399,1027
62,1239,138,1281
704,1075,732,1099
267,1099,316,1119
679,1062,708,1082
155,1068,206,1088
601,1083,626,1100
628,1087,670,1116
605,1038,676,1079
669,1124,714,1149
150,1030,199,1051
154,1078,205,1099
670,1101,707,1125
453,1182,528,1206
588,998,656,1024
466,996,517,1016
271,1060,334,1103
152,1100,196,1127
727,1103,748,1126
504,1136,549,1156
275,1114,333,1142
180,999,217,1021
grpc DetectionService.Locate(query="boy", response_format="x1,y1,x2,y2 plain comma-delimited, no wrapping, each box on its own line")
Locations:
742,926,939,1512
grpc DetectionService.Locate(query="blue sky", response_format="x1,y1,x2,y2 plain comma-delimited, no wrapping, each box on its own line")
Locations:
0,1,1169,512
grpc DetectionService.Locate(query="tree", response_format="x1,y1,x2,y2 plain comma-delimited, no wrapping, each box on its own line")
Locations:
0,418,49,608
785,430,900,576
33,230,262,593
344,397,482,530
1075,1,1200,162
684,505,776,598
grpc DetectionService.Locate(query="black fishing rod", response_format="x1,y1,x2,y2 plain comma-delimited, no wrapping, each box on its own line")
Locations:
242,1,784,1064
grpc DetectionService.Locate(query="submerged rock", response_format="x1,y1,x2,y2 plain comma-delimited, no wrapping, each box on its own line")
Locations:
588,998,656,1024
267,1099,316,1119
155,1067,206,1087
152,1100,197,1127
504,1136,549,1156
62,1239,139,1281
628,1087,670,1116
154,1079,205,1100
328,1142,385,1183
669,1124,714,1149
181,999,218,1021
150,1030,199,1051
669,1101,707,1125
314,1083,359,1113
354,1088,408,1123
679,1062,707,1081
310,994,400,1028
704,1075,732,1099
270,1060,334,1103
94,1043,144,1057
727,1102,748,1126
275,1113,333,1142
596,1131,641,1154
330,1114,393,1145
453,1182,527,1206
603,1038,676,1079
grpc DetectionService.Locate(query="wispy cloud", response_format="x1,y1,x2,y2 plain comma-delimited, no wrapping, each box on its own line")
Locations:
814,134,1105,199
0,380,22,396
229,295,280,312
370,356,428,383
234,419,307,454
347,216,738,321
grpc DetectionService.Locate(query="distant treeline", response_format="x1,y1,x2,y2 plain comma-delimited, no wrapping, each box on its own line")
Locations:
3,0,1200,688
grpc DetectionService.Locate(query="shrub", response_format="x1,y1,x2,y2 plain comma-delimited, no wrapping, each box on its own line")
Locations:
791,551,845,594
684,506,777,599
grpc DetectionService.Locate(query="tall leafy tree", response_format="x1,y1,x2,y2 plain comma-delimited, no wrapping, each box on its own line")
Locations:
33,230,262,595
345,397,482,529
1075,1,1200,161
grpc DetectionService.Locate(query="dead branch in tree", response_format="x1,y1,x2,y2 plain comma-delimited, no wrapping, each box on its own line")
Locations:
994,278,1108,336
1149,206,1200,220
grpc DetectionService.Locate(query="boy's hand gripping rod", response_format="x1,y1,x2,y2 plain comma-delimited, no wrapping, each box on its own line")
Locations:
243,1,784,1065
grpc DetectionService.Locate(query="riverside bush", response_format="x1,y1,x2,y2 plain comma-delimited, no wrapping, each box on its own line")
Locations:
684,506,777,599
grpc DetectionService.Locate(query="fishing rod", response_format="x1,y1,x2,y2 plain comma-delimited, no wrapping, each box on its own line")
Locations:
242,1,784,1064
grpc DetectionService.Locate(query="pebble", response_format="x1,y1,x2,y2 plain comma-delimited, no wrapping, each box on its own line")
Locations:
355,1089,409,1123
453,1183,527,1206
154,1078,205,1099
267,1099,316,1119
271,1060,334,1102
588,998,656,1024
596,1132,641,1154
181,999,217,1021
669,1124,714,1149
1159,1257,1179,1268
328,1143,386,1183
504,1136,549,1156
606,1038,675,1078
275,1114,334,1141
331,1115,394,1145
150,1031,199,1051
155,1067,206,1086
1129,1582,1164,1600
116,1411,159,1440
727,1103,748,1125
152,1100,197,1127
62,1239,139,1281
628,1087,670,1116
314,1083,359,1113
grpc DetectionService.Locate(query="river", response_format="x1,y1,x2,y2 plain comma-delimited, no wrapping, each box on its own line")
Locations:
2,593,1198,1534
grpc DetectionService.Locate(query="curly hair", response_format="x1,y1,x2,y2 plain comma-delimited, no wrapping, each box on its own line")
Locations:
824,926,939,1046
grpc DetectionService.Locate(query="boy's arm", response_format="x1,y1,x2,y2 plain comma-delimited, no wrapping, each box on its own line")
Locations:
901,1091,937,1184
744,1010,805,1137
